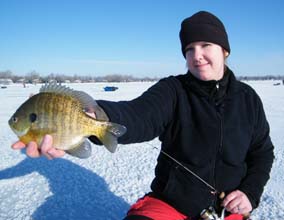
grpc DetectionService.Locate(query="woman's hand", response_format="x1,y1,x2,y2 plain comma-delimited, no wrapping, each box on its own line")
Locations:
11,134,65,160
222,190,252,214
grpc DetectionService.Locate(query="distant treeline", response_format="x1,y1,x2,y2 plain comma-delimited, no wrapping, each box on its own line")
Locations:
1,70,284,84
237,75,284,81
0,70,160,83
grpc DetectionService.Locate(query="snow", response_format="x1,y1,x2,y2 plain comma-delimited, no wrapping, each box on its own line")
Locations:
0,80,283,220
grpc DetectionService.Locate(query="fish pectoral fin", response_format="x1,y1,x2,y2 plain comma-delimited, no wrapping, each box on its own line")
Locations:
66,140,92,159
100,123,127,153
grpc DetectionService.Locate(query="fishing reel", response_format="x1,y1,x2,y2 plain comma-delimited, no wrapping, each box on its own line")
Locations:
199,191,226,220
200,206,251,220
200,206,225,220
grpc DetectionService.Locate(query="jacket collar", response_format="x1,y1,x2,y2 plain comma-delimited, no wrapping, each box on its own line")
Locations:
183,66,243,101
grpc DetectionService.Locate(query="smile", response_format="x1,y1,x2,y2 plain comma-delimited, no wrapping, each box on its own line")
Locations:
195,63,208,68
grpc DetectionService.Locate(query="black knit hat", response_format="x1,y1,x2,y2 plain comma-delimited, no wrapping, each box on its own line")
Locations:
179,11,230,58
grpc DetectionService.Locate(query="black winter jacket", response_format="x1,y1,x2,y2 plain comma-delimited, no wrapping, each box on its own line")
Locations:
95,68,274,217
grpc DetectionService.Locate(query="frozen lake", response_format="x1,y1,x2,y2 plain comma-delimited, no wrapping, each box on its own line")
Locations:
0,80,283,219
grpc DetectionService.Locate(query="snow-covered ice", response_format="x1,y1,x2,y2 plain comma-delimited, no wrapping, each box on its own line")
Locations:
0,80,283,220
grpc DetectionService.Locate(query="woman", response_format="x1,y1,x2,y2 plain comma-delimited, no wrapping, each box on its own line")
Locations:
12,11,274,220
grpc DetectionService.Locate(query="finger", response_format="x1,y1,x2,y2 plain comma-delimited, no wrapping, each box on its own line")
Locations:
40,135,54,159
85,111,96,119
237,205,245,213
225,197,242,211
231,205,241,214
11,141,26,150
235,205,250,215
47,148,65,158
26,142,40,158
222,191,239,207
225,202,240,213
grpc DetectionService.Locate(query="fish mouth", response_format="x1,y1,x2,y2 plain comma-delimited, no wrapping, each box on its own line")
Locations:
10,126,29,137
8,117,30,137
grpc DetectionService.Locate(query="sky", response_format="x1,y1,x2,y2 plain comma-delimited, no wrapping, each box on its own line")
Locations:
0,0,284,78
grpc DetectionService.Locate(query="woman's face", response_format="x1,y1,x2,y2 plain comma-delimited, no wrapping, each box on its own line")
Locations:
185,41,227,81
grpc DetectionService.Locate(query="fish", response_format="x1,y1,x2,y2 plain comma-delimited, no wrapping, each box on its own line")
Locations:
8,83,127,158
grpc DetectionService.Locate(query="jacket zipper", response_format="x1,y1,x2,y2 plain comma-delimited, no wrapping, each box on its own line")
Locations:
216,81,224,152
219,113,224,151
210,111,224,210
212,82,224,208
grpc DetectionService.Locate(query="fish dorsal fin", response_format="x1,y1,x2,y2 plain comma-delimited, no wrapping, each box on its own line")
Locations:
40,83,97,112
40,82,73,95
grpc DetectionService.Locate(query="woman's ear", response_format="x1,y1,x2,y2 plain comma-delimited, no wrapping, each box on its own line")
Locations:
224,50,229,57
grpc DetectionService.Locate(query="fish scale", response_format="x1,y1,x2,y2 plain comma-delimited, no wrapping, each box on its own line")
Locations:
50,93,86,149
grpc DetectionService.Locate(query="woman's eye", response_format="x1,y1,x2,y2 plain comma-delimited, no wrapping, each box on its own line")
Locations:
185,47,194,52
29,113,37,123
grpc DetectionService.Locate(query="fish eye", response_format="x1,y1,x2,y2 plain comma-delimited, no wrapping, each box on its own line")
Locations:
12,117,18,123
29,113,37,123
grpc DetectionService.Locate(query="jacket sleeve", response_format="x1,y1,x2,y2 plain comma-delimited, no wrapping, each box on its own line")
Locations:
91,77,178,144
239,94,274,209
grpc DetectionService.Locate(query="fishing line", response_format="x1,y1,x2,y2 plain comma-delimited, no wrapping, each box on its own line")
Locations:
147,142,218,195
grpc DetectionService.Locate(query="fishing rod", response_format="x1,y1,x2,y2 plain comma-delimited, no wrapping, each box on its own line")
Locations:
157,147,218,195
150,144,251,220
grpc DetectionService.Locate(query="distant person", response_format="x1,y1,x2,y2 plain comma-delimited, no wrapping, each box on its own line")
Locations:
12,11,274,220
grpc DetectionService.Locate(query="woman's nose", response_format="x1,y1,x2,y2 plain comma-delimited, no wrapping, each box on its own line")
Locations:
192,48,203,61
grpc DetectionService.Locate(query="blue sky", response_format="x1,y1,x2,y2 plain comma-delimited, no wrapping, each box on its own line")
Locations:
1,0,284,77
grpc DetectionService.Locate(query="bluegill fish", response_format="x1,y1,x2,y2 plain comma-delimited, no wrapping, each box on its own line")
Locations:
8,83,127,158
